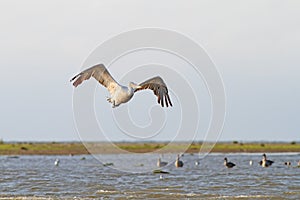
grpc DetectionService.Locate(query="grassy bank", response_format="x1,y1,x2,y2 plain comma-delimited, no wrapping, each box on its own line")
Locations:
0,142,88,155
117,142,300,153
0,141,300,155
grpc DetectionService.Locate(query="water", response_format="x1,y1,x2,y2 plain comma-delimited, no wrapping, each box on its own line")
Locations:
0,153,300,199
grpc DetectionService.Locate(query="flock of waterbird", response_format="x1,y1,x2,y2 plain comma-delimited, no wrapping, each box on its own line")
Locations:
53,153,300,171
224,153,300,168
224,153,275,168
156,154,184,168
155,153,300,169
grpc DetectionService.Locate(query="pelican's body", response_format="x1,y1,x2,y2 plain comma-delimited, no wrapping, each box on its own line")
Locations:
260,153,274,167
71,64,172,108
224,157,235,168
106,83,137,107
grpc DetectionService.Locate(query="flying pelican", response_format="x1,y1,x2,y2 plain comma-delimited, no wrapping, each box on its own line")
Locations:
70,64,173,108
157,158,168,168
175,154,184,168
259,153,274,167
224,157,235,168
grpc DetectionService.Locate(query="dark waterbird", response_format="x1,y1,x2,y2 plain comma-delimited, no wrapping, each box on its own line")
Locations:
224,157,236,168
259,153,274,167
284,161,291,166
175,154,184,168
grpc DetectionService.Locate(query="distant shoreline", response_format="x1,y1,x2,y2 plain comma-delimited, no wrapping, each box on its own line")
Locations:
0,142,299,155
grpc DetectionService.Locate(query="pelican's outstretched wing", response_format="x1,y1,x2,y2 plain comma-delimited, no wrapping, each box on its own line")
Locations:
135,76,172,107
70,64,119,95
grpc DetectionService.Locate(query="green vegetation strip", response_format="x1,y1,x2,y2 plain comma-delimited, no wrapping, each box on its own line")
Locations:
0,142,299,155
0,142,88,155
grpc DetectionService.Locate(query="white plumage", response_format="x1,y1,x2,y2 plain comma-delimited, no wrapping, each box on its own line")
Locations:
54,159,60,166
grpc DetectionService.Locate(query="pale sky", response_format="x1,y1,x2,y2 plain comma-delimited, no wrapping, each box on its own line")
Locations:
0,0,299,142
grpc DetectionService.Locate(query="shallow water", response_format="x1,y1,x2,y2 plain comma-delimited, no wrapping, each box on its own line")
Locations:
0,153,299,199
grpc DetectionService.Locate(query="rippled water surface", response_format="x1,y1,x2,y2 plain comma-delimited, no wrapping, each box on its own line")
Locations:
0,153,300,199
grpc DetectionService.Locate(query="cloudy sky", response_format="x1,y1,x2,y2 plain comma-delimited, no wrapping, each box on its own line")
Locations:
0,0,299,142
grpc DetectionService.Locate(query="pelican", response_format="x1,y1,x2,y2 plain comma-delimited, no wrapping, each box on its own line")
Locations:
175,154,184,168
259,153,274,167
70,64,172,108
157,158,168,168
224,157,235,168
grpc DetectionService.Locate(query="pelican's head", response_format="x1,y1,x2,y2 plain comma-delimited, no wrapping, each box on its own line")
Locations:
129,82,142,90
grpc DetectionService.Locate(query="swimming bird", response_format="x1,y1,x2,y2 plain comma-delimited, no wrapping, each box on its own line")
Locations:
249,160,253,166
157,158,168,167
284,162,291,166
70,64,172,108
54,159,60,166
259,153,274,167
175,154,184,168
224,157,235,168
